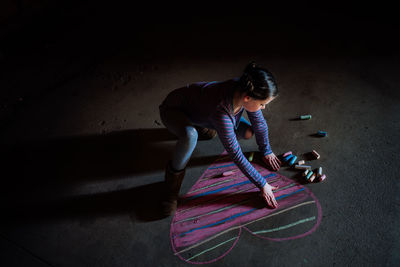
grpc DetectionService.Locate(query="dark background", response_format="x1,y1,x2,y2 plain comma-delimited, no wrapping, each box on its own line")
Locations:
0,1,399,266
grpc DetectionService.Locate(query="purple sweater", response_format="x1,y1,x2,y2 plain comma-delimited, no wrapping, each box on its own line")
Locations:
162,78,273,188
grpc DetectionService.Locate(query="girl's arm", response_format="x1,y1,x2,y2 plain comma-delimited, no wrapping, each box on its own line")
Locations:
247,110,281,171
246,109,272,156
210,107,267,189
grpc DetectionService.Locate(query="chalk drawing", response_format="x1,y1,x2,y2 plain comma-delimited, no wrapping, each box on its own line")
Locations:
170,151,322,264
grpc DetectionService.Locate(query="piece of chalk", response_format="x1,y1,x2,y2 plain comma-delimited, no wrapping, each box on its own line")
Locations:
318,167,323,176
283,154,294,162
303,169,310,177
248,152,254,162
282,151,292,157
295,165,312,170
306,170,313,180
309,173,316,182
319,174,326,182
298,160,305,165
300,115,312,120
222,170,237,176
317,130,327,137
312,150,321,159
289,155,297,166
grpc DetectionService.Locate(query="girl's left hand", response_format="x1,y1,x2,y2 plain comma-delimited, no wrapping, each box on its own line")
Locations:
262,153,281,171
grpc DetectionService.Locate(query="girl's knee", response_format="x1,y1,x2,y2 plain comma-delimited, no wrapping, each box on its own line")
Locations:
183,126,198,142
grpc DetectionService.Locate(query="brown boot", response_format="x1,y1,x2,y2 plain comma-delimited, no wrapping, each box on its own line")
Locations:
162,161,185,216
195,126,217,140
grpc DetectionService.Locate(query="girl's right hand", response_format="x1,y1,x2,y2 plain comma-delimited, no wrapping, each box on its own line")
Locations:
261,183,279,208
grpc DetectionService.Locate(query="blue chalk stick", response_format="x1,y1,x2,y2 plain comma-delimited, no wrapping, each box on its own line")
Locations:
317,130,327,137
283,154,293,162
306,170,313,180
289,155,297,166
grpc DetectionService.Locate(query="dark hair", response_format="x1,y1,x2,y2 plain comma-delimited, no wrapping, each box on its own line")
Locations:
238,61,278,100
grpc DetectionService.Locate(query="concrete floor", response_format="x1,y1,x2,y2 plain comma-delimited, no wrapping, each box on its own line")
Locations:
1,2,399,266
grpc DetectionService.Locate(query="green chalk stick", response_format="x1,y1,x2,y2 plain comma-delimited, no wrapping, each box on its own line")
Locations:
300,115,312,120
248,152,254,162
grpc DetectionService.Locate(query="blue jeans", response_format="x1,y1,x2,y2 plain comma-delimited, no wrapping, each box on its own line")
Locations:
159,107,252,171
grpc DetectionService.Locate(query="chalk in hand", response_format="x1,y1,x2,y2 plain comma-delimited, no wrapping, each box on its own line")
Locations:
319,174,326,182
309,173,316,182
306,170,313,180
303,169,310,177
298,160,305,165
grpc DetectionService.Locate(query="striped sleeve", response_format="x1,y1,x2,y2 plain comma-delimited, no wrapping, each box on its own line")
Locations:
210,108,267,189
246,109,273,156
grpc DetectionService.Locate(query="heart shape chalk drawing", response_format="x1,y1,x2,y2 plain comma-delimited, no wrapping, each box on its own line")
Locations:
170,151,322,264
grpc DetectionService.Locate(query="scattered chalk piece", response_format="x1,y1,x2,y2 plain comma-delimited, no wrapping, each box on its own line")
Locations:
289,155,297,166
317,130,327,137
312,150,321,159
248,152,254,162
222,170,238,176
295,165,312,170
300,115,312,120
283,154,294,162
283,151,292,157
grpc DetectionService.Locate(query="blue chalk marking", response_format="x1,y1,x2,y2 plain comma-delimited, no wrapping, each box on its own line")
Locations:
188,181,252,200
263,173,277,180
208,163,236,169
275,187,305,200
177,187,305,238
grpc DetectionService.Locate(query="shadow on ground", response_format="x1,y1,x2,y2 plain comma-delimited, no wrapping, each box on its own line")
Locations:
0,128,223,224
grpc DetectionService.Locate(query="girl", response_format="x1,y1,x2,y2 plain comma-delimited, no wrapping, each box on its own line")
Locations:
159,62,282,215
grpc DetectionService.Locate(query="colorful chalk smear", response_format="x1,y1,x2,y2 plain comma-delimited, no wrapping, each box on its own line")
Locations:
170,151,322,264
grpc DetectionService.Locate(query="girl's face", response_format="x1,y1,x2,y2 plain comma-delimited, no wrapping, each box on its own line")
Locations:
243,96,275,112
